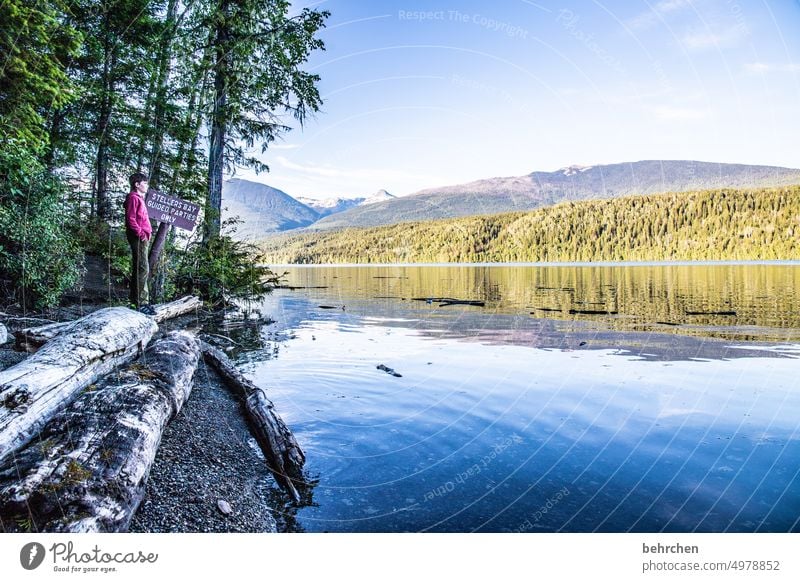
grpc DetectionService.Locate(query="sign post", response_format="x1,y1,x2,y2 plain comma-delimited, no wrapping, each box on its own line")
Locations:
145,190,200,278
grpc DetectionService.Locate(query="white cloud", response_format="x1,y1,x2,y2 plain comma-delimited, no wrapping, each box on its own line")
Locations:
744,62,800,74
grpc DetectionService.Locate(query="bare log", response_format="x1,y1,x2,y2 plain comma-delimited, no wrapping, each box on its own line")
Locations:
201,342,305,502
15,296,201,351
151,295,202,322
0,331,200,532
0,307,157,463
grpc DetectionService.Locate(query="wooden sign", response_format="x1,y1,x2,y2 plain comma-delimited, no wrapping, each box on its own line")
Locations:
145,190,200,231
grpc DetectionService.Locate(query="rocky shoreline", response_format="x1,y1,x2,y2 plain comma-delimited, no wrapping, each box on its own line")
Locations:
0,304,300,533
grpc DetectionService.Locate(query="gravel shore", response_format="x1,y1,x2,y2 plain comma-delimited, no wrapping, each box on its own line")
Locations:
128,357,291,533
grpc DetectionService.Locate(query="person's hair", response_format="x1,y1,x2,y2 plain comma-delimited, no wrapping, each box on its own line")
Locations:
129,172,149,191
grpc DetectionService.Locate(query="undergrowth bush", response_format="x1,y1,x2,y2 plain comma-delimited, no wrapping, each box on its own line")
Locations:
174,234,282,308
0,145,81,308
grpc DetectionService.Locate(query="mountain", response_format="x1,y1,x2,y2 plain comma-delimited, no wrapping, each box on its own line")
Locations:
307,160,800,230
361,189,396,205
221,178,319,239
293,189,395,217
296,196,364,218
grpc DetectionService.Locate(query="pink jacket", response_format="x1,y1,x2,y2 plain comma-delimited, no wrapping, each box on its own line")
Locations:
124,191,152,240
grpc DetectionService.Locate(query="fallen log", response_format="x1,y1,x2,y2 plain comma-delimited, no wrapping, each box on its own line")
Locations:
0,331,199,532
0,307,157,463
0,323,6,345
201,342,305,502
15,296,201,351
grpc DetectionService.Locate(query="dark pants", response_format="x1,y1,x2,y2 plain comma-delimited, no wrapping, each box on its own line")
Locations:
127,231,149,308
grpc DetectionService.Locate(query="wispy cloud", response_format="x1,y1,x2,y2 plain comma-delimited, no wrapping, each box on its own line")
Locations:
744,62,800,74
680,25,748,51
274,156,443,186
269,143,302,150
626,0,693,30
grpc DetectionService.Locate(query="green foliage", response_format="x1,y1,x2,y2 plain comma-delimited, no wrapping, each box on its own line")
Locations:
175,234,280,307
258,186,800,264
201,0,329,240
201,0,329,172
0,0,81,150
0,145,82,308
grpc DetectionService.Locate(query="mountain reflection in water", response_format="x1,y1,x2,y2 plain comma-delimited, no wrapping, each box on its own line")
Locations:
231,264,800,532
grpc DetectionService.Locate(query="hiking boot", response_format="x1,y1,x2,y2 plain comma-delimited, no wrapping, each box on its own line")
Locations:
139,304,156,316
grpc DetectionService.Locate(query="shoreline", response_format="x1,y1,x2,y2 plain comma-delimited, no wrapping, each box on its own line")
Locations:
265,259,800,268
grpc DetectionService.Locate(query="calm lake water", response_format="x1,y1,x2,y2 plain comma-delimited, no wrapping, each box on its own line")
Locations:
232,263,800,532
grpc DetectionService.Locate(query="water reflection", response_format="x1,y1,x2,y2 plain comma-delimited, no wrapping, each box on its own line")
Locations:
277,263,800,341
242,265,800,532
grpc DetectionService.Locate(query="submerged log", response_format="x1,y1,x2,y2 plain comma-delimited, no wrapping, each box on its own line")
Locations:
0,331,200,532
685,310,737,316
15,295,201,352
0,307,157,463
201,342,305,502
411,297,485,307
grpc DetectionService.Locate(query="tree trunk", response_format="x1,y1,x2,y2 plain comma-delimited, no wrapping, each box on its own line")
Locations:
146,0,179,186
147,222,171,297
204,0,230,243
201,342,305,502
0,307,157,462
15,296,201,352
166,28,213,197
94,22,115,221
0,332,200,533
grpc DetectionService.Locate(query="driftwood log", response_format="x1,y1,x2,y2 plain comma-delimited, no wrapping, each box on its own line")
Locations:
0,331,200,532
0,307,157,463
149,295,202,321
15,295,201,352
201,342,305,502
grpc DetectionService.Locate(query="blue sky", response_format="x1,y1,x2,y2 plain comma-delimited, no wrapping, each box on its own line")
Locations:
235,0,800,200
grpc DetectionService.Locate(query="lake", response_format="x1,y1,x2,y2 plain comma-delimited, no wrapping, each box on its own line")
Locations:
232,263,800,532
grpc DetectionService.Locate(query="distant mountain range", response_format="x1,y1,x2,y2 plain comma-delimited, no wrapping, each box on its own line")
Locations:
222,161,800,239
222,179,399,238
294,196,362,218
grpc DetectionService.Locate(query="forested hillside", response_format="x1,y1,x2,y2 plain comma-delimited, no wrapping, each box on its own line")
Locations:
259,186,800,263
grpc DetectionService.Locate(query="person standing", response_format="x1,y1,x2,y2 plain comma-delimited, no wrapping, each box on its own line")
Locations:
124,173,153,311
